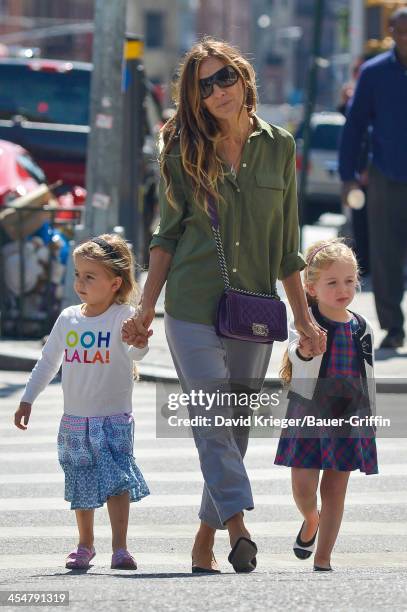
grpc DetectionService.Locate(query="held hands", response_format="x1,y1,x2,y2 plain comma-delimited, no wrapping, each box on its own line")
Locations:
122,305,155,349
295,318,326,358
297,337,313,359
14,402,32,430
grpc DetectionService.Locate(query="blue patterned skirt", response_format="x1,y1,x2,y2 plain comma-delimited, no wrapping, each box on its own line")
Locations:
57,413,150,510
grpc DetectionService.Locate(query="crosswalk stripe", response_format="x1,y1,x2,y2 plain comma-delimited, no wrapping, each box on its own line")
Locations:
0,447,265,461
1,407,158,418
1,521,406,539
0,440,405,462
0,418,158,433
4,430,407,451
1,492,407,511
0,463,406,485
0,551,406,571
0,433,176,444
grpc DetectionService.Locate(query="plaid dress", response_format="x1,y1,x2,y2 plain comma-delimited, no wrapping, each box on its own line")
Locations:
274,315,378,475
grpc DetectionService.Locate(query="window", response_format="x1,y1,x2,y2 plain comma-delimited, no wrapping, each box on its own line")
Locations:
0,64,90,125
145,11,164,49
296,123,343,151
17,154,46,184
310,124,343,151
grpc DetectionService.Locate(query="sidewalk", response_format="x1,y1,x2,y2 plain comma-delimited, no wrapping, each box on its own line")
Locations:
1,281,406,387
1,224,406,387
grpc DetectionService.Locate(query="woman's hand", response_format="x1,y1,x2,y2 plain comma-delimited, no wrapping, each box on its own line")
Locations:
121,247,172,348
14,402,32,430
282,271,327,357
295,318,326,357
122,306,155,348
297,337,313,359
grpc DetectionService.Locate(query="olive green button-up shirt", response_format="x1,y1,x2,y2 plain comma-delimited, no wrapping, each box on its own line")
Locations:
150,115,306,326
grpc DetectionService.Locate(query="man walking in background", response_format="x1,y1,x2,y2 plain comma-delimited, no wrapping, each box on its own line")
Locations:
339,7,407,349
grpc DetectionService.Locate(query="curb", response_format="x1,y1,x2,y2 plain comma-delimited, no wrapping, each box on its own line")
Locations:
1,351,405,393
0,354,38,372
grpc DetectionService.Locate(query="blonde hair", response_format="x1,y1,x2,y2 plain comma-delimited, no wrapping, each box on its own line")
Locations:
279,238,359,385
160,36,257,213
73,234,139,306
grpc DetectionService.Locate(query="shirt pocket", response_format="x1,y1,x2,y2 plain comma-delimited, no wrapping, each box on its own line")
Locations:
254,172,284,218
255,173,285,191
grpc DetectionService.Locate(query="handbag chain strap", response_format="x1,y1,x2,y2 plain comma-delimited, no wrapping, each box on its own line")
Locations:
209,196,279,300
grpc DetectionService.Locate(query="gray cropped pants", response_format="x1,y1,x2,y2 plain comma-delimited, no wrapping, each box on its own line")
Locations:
164,312,272,530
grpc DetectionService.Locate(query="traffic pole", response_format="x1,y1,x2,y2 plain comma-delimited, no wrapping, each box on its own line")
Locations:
350,0,365,66
82,0,127,237
119,35,145,268
63,0,127,308
298,0,325,240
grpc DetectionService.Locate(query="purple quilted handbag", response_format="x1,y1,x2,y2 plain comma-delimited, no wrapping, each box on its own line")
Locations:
208,196,288,344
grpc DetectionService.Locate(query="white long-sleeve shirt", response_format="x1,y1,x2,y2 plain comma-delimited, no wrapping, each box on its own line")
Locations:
21,303,148,417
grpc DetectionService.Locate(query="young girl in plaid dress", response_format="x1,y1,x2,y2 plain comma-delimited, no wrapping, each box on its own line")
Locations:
275,239,378,571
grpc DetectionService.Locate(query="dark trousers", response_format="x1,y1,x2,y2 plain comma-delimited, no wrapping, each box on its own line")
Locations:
351,191,370,275
367,165,407,332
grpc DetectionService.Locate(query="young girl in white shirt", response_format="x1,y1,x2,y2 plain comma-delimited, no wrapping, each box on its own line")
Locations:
14,234,151,571
275,239,378,572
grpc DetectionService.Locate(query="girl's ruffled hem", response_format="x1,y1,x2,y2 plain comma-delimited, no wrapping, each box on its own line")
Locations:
274,456,378,476
274,436,378,475
61,452,150,510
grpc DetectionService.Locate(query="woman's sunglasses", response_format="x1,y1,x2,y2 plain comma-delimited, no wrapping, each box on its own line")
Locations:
199,65,239,100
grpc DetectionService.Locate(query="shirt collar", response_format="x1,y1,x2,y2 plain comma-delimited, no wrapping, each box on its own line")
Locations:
252,114,274,139
390,45,407,69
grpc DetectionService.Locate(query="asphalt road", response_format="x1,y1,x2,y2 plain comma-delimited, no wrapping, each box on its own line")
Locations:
0,371,406,612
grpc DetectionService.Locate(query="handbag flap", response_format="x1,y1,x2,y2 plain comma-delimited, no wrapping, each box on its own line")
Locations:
224,289,288,341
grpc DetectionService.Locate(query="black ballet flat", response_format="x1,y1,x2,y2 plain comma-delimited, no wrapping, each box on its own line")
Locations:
313,565,333,572
191,566,221,574
192,553,221,574
293,520,319,560
228,537,257,573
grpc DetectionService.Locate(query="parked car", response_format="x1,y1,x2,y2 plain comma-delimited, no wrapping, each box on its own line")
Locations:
0,57,163,188
0,139,45,205
295,111,345,224
0,139,85,222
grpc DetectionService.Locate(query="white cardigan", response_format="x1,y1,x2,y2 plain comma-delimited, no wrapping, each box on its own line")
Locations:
288,306,375,410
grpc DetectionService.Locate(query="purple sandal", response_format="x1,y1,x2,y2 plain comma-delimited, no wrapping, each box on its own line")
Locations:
111,548,137,570
65,545,95,569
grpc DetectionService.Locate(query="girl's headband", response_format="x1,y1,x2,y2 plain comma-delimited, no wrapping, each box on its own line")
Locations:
91,237,120,260
307,243,330,267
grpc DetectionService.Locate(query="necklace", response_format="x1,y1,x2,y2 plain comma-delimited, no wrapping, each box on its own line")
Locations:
221,119,253,177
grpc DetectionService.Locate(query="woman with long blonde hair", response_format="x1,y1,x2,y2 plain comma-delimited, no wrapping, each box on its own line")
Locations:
123,37,326,573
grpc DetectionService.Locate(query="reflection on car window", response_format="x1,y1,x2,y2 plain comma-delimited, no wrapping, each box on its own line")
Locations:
296,123,343,151
17,154,46,183
0,65,90,125
311,125,342,150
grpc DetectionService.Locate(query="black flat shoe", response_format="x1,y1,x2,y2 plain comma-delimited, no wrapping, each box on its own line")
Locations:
191,566,221,574
228,537,257,573
313,565,333,572
293,519,319,560
192,553,221,574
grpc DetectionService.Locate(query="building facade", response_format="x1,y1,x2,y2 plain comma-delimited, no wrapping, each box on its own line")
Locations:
0,0,94,60
196,0,251,54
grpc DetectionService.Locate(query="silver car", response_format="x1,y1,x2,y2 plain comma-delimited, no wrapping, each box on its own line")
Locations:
295,111,345,224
